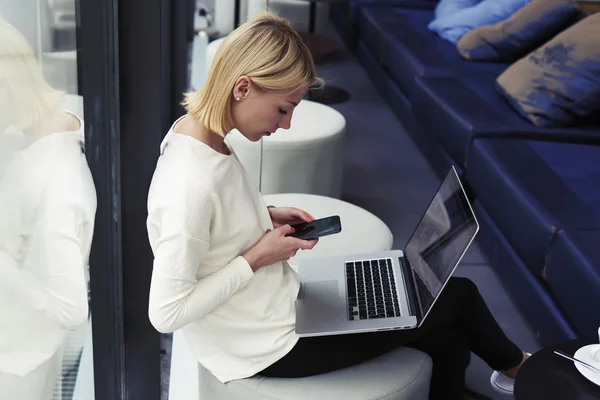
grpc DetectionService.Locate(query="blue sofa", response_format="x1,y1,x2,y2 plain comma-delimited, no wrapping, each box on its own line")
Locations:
331,0,600,345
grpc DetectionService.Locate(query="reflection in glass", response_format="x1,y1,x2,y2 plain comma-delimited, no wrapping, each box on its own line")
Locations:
405,172,477,298
0,16,96,400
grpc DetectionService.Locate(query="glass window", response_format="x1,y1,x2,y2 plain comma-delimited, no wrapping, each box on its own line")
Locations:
0,1,95,399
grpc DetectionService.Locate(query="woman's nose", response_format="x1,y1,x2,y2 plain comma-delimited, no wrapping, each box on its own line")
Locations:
278,114,292,130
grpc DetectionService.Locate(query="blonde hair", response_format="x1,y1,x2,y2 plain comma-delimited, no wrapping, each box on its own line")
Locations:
182,12,324,137
0,18,65,130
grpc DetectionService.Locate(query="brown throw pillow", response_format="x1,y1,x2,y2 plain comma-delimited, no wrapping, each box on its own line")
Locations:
457,0,582,62
496,13,600,127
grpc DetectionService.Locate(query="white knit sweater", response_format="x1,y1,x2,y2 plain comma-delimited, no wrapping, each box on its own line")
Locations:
0,114,96,377
147,128,300,383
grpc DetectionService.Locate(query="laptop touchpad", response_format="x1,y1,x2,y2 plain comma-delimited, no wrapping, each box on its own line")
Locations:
303,280,340,308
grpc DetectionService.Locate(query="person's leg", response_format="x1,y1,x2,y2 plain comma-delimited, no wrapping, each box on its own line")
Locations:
439,277,524,372
404,277,525,398
261,277,524,393
259,331,408,378
407,324,471,400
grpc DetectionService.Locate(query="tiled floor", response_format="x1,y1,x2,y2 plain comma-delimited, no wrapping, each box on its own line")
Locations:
161,333,172,400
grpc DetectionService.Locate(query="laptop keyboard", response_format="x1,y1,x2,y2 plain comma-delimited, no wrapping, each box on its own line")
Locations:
346,258,401,321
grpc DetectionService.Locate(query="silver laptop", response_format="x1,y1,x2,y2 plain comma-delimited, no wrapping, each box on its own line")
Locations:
295,167,479,337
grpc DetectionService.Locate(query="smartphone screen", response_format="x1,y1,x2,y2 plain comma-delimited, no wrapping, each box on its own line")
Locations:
288,216,342,240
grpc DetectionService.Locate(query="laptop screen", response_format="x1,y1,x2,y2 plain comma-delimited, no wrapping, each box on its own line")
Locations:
404,167,478,316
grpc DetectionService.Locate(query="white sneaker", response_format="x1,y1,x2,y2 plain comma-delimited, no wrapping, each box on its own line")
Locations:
490,370,514,395
490,353,532,395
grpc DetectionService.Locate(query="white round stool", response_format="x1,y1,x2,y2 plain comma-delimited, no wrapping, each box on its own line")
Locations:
206,37,226,73
246,0,331,34
198,346,432,400
227,101,346,197
263,193,393,268
42,51,78,95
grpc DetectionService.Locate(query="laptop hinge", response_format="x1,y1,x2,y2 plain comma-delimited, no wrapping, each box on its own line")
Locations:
399,257,423,323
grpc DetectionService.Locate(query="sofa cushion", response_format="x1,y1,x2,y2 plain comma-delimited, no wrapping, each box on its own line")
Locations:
545,230,600,340
348,0,438,22
528,141,600,215
457,0,582,62
333,0,439,50
428,0,528,43
473,200,578,345
497,13,600,128
411,75,600,163
466,138,600,275
412,75,513,162
359,7,509,98
356,40,457,179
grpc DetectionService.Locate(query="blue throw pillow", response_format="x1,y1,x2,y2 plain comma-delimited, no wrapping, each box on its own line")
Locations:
457,0,583,62
434,0,481,19
496,13,600,127
428,0,529,43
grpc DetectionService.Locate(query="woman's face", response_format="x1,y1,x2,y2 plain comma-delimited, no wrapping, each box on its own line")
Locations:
230,77,307,142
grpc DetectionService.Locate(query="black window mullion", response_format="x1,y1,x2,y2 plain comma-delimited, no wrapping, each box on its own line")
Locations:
79,0,126,399
81,0,188,397
118,0,171,398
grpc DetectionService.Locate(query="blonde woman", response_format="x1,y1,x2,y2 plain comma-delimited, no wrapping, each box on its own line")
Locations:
0,18,96,400
147,12,529,399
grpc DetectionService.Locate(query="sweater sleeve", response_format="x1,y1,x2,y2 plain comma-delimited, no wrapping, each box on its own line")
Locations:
147,174,255,334
0,176,91,331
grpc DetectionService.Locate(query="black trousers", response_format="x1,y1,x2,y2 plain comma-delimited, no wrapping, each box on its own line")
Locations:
259,277,523,400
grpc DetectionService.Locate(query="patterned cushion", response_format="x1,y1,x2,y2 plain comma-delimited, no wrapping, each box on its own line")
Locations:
457,0,582,62
496,13,600,127
428,0,528,43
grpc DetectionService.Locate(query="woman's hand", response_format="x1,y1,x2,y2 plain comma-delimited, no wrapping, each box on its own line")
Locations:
243,225,318,272
268,206,314,228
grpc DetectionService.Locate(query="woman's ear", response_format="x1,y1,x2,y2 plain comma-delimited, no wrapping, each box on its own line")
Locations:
232,76,251,100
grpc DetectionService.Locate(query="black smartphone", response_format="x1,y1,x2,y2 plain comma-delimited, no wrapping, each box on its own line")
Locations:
287,216,342,240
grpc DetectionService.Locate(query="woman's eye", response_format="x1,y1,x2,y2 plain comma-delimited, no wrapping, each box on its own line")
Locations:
278,108,288,115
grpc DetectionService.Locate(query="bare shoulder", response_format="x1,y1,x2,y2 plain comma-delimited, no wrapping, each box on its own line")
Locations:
172,114,194,135
65,112,82,132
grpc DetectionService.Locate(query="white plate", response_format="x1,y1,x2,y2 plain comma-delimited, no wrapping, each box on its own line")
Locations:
573,345,600,386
